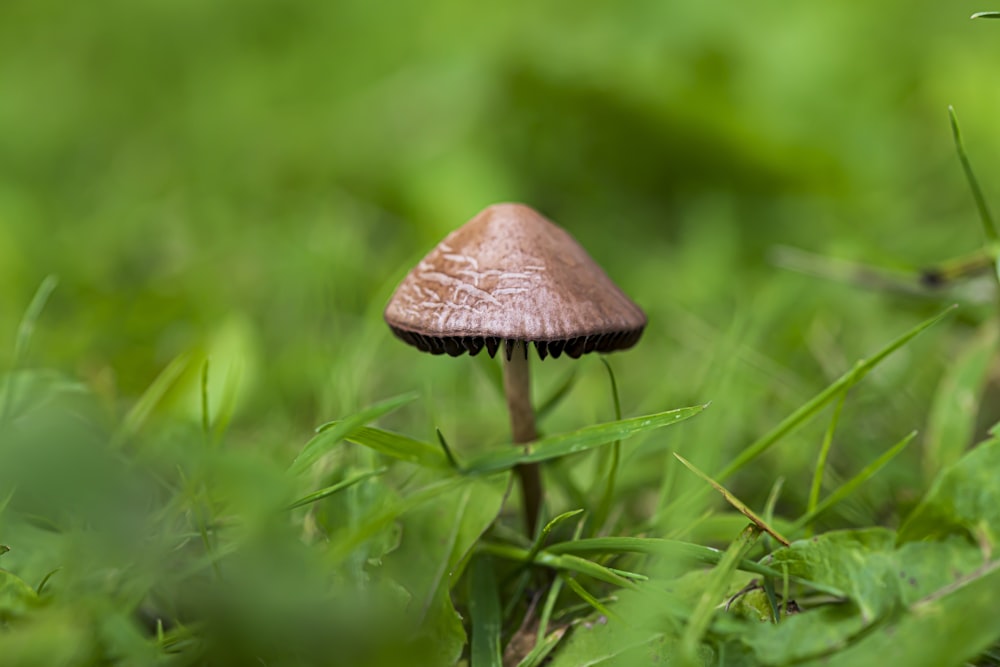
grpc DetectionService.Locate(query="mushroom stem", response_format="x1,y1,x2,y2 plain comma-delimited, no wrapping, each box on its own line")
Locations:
503,340,543,536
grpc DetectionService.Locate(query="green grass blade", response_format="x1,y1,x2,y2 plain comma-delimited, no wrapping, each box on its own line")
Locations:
949,106,998,243
518,629,566,667
1,275,58,425
972,11,1000,18
592,358,623,536
469,556,503,667
808,391,847,520
527,509,585,562
285,467,387,510
713,306,954,483
681,524,761,663
114,351,193,446
674,453,790,546
475,353,504,399
464,405,706,475
436,428,462,470
200,359,211,439
562,575,617,620
546,537,846,597
11,275,58,366
210,359,242,443
478,542,638,589
923,320,997,481
791,430,917,533
288,392,420,474
344,425,449,470
536,368,579,421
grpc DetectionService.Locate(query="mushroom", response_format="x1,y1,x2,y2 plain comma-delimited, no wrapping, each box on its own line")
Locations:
384,203,647,534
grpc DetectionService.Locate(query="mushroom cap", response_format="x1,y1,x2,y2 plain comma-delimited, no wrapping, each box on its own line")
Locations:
384,203,647,360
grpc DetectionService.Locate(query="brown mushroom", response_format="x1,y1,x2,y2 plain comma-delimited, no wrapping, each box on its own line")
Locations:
384,203,646,534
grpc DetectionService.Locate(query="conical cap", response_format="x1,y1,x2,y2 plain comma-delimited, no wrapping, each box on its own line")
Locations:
384,203,647,359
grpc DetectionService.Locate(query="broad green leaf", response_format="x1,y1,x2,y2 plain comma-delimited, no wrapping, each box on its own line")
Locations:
545,590,673,667
548,573,747,667
389,588,466,667
343,425,449,470
0,608,91,664
469,557,503,667
464,405,706,475
923,319,997,482
382,473,509,620
762,529,897,619
797,557,1000,667
745,530,983,664
900,433,1000,547
288,392,419,474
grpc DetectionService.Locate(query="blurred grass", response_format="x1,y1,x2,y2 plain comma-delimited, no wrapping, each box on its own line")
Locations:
0,0,989,567
3,0,1000,664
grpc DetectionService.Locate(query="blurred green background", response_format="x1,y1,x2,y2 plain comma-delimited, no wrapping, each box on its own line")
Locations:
2,0,1000,517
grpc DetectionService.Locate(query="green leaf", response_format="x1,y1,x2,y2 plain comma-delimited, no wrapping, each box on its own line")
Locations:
901,432,1000,547
528,509,585,562
469,557,503,667
745,529,984,664
797,557,1000,667
923,319,997,481
344,425,450,470
478,542,639,589
762,529,897,619
398,588,466,667
463,405,706,475
285,467,387,510
382,474,509,620
288,392,420,474
681,524,761,662
592,358,623,536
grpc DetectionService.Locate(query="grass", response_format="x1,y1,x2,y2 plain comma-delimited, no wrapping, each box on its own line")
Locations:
4,2,1000,666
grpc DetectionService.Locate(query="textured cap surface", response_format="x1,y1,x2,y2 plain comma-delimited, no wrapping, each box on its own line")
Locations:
384,203,646,359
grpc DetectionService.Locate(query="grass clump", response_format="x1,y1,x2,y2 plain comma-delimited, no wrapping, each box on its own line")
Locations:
5,4,1000,667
